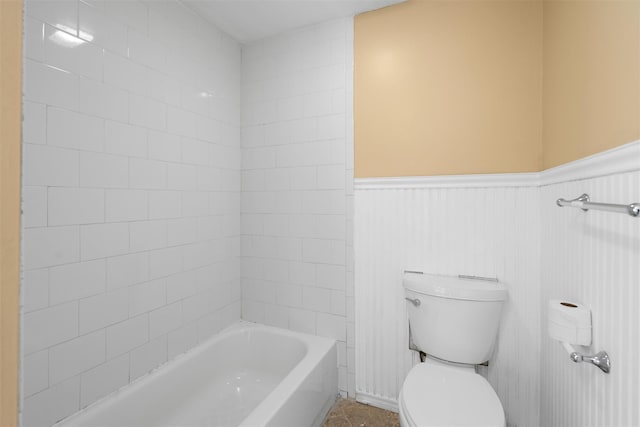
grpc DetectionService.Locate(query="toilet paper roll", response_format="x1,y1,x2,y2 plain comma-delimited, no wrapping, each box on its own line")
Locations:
548,300,592,346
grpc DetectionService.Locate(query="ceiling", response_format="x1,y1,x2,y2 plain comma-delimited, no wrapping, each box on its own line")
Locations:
183,0,405,44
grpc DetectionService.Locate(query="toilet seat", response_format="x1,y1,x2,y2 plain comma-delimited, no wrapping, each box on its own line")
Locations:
399,361,505,427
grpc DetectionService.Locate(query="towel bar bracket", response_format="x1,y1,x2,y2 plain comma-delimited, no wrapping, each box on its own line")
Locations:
557,193,639,218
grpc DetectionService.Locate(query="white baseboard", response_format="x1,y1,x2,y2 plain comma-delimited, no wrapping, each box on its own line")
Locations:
355,392,399,413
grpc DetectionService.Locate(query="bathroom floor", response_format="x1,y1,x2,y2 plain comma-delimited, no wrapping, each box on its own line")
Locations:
323,398,401,427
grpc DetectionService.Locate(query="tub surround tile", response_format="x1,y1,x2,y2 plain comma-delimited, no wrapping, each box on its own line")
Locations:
128,279,167,317
48,330,106,386
23,350,49,398
80,222,129,260
104,121,147,158
78,1,128,56
79,289,129,335
23,144,79,188
105,314,149,360
47,187,105,226
22,186,48,228
48,259,106,305
78,152,129,189
24,59,79,111
80,354,130,408
23,12,240,401
22,376,80,427
23,226,80,269
22,269,49,314
42,23,104,81
19,0,357,422
105,189,148,222
167,322,198,359
129,335,168,380
23,302,78,355
240,22,353,397
22,101,46,145
149,302,183,339
23,16,45,62
129,220,168,253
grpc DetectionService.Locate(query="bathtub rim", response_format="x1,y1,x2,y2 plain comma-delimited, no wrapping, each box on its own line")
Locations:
53,320,337,427
238,323,337,427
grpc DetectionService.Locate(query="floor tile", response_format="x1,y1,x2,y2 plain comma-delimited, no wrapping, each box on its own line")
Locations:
323,398,401,427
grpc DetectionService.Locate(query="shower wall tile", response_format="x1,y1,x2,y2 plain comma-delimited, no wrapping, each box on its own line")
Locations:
240,17,354,397
104,121,147,158
167,322,198,359
48,330,106,385
23,350,49,397
24,60,79,111
23,144,79,187
129,220,167,252
78,1,128,56
105,189,148,222
149,302,183,339
79,222,129,260
105,314,149,360
23,101,46,145
22,187,48,228
78,152,129,188
129,335,168,380
79,79,129,123
128,279,166,316
42,24,104,80
78,289,129,335
23,226,80,269
46,107,104,152
23,302,78,355
47,187,104,226
48,259,106,305
22,269,49,314
79,355,129,409
22,377,80,427
21,1,242,424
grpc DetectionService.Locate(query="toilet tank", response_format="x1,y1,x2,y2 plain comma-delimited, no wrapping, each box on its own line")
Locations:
404,272,507,365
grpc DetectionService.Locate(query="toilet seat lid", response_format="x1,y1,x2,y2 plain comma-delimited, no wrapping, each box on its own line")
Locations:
401,362,504,427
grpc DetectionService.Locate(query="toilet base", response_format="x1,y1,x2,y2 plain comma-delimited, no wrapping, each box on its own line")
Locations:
398,361,505,427
398,391,410,427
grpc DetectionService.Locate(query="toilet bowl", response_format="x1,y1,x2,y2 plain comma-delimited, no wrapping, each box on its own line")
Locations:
398,359,505,427
401,272,508,427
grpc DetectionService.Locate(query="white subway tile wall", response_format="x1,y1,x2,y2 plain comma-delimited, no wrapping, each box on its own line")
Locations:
21,1,242,425
240,18,355,397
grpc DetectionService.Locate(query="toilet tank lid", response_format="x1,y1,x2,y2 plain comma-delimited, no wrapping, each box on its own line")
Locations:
403,272,507,301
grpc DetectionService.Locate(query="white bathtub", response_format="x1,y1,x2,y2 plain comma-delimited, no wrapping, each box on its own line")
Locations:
56,322,337,427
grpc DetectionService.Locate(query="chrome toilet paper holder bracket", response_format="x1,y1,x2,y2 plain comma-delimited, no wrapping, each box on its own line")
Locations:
563,343,611,374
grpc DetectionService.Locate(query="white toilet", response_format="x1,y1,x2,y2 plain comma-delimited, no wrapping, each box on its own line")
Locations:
399,272,507,427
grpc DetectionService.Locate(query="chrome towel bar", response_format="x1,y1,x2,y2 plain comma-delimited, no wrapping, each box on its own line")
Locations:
557,193,640,218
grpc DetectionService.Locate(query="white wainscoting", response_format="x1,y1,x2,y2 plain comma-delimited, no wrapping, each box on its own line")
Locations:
354,179,542,426
540,169,640,427
354,140,640,427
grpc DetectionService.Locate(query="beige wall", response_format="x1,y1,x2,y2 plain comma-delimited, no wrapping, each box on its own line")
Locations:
355,0,640,177
543,0,640,169
355,0,543,177
0,0,22,426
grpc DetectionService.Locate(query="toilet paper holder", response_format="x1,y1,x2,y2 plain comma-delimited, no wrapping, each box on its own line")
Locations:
562,342,611,374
